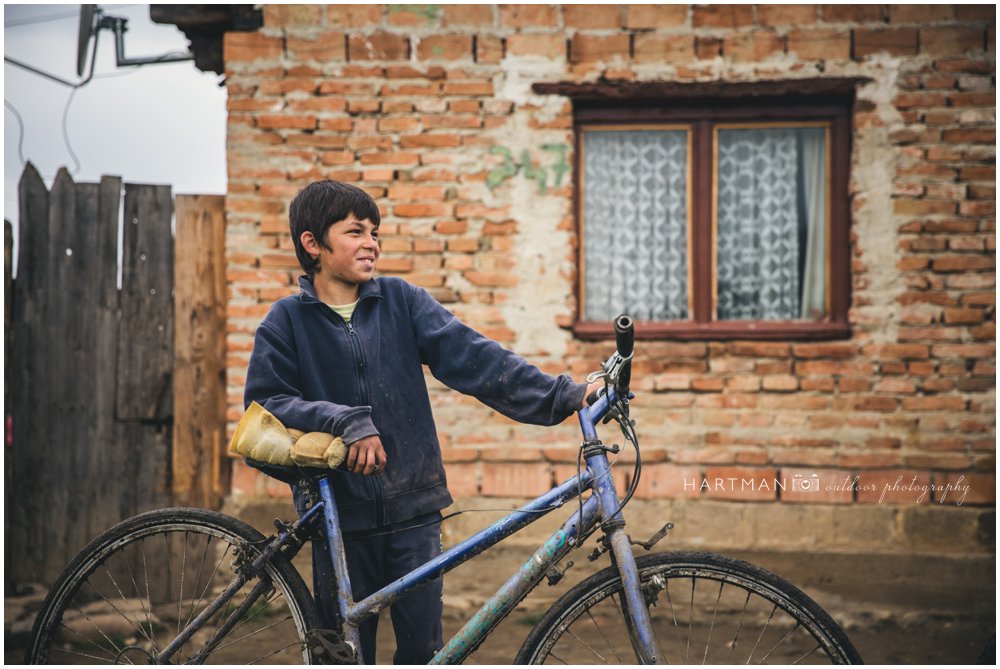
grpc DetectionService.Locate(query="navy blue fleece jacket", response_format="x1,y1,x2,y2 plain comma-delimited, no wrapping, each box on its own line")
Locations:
244,275,588,531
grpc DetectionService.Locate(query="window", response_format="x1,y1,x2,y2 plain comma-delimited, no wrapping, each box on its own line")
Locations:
560,82,854,340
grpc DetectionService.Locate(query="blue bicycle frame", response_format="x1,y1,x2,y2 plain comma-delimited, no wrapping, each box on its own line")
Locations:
303,387,663,664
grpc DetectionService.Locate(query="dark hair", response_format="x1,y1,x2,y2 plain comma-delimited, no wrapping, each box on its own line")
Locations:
288,180,381,275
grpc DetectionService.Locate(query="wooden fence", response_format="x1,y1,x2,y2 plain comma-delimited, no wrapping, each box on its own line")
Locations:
6,163,227,588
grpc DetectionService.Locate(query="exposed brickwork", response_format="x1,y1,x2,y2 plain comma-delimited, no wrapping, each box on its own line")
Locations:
222,6,996,539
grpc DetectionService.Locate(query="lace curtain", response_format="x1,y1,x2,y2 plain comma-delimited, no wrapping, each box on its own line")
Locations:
583,130,688,321
716,127,827,320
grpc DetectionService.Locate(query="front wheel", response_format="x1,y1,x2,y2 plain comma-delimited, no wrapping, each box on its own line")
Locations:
517,551,862,664
25,507,321,664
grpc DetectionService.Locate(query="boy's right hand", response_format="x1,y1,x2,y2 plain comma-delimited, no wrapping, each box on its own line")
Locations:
346,435,388,476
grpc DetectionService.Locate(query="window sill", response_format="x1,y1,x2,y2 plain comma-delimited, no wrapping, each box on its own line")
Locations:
570,320,851,342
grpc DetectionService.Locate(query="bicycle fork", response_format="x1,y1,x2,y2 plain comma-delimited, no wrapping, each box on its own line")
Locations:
589,450,664,664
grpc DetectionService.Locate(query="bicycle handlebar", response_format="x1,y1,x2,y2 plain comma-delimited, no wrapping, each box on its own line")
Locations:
613,314,634,396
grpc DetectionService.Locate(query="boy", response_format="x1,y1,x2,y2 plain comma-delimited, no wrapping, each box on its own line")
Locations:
244,180,596,663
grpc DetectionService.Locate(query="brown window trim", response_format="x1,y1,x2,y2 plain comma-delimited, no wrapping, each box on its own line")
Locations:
545,81,858,342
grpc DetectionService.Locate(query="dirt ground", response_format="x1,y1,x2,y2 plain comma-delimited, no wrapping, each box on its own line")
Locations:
5,601,992,664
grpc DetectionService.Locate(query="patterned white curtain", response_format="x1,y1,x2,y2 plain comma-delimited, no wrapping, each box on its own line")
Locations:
716,127,826,320
583,130,688,321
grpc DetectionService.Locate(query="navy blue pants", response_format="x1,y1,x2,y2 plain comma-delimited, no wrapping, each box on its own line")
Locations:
297,489,444,665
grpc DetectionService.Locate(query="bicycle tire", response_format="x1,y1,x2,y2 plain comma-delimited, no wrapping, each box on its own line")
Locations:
516,551,862,664
25,507,322,664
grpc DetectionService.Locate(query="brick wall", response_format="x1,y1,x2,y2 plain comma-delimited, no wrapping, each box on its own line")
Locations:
221,6,995,542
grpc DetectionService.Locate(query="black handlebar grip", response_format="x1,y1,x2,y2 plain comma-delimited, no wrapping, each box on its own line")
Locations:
614,314,634,394
614,314,634,359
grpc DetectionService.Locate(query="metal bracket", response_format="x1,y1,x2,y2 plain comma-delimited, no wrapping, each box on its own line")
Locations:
630,523,674,551
545,560,574,586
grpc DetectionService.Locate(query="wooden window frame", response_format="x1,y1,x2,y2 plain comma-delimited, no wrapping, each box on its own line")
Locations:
569,97,852,342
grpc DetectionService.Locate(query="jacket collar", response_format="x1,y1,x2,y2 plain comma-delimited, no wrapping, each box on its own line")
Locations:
297,275,383,305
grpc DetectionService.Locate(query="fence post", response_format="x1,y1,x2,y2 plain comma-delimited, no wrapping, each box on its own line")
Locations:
173,195,228,508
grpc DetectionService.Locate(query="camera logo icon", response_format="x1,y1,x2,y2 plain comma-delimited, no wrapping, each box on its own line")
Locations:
791,473,820,493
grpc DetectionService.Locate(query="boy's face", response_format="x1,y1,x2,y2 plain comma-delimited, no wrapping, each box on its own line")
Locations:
302,215,380,288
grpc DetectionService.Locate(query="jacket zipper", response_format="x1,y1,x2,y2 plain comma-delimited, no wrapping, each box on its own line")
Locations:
344,317,386,527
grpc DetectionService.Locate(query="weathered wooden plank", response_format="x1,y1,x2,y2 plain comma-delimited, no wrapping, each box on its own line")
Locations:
39,168,77,584
173,195,227,508
10,163,50,587
116,184,174,421
88,176,124,541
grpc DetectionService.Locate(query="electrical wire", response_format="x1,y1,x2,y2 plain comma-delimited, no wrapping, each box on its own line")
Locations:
60,87,81,175
4,99,26,166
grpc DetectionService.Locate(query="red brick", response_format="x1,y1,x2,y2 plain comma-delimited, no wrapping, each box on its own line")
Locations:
856,470,932,504
442,5,494,27
762,375,799,392
481,462,551,497
932,255,994,272
840,453,905,468
348,32,409,61
498,4,558,28
787,28,851,59
888,6,955,23
416,34,473,61
942,127,996,143
695,36,723,59
781,468,853,504
625,4,687,29
921,28,986,56
793,343,857,359
634,464,702,499
327,4,383,28
758,4,818,26
949,91,995,106
400,134,462,149
934,472,995,505
359,152,420,166
943,308,985,324
932,343,995,359
633,34,695,63
693,4,754,28
901,396,967,411
443,81,494,96
377,257,413,273
723,31,784,61
476,35,504,63
877,343,930,360
570,34,630,63
264,4,323,27
444,463,479,497
394,203,450,217
955,5,997,21
853,396,898,412
506,34,566,59
702,466,778,501
822,4,884,23
563,4,622,29
224,33,282,63
874,378,917,394
854,27,918,58
286,32,346,61
731,342,791,357
386,5,438,27
257,114,317,130
464,271,519,287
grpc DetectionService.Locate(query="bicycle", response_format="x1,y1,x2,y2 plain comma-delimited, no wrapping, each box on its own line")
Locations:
25,315,863,664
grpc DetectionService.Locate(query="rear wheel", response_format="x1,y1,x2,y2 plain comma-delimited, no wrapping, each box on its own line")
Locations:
25,508,321,664
517,551,862,664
